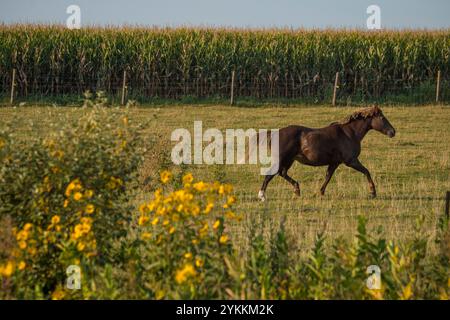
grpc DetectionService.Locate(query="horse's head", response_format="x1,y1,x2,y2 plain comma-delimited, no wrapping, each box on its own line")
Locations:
370,108,396,138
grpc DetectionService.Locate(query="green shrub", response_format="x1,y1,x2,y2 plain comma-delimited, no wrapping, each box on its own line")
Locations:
0,106,145,299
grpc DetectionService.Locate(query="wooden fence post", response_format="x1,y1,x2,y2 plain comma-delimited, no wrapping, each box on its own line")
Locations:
230,70,235,106
332,72,339,107
121,70,127,106
436,70,441,104
10,68,16,105
445,191,450,220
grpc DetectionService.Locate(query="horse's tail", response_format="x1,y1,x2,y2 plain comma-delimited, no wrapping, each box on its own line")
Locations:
237,130,272,164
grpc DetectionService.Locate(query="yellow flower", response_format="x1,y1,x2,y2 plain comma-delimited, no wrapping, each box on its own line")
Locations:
63,199,69,208
195,258,204,268
73,192,83,201
51,288,65,300
16,230,28,241
81,217,92,225
65,184,74,197
184,252,193,260
219,184,233,195
225,211,236,219
151,217,159,226
81,224,91,234
50,166,60,174
23,223,33,231
65,179,81,197
157,207,167,215
213,220,221,230
198,223,208,237
18,261,26,271
51,215,60,225
154,188,163,198
169,226,176,234
219,234,229,244
18,241,27,250
77,242,86,251
72,224,84,239
138,215,149,226
155,290,165,300
203,202,214,214
52,150,64,159
366,288,384,300
175,263,197,284
401,283,413,300
182,173,194,185
0,261,14,277
85,204,95,214
106,178,117,189
191,205,200,216
227,195,236,205
141,232,152,240
160,170,172,184
84,189,94,198
139,203,148,214
193,181,208,192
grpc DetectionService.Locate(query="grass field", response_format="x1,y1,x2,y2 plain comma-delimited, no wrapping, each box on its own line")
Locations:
1,104,449,256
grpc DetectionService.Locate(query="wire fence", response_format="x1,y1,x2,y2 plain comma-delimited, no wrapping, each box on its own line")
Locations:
1,69,449,105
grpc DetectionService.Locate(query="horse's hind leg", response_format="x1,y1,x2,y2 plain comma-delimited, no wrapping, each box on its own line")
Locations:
258,174,276,202
280,167,300,197
345,158,376,198
320,164,339,195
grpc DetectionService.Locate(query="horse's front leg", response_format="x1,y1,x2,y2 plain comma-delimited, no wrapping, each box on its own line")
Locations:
258,174,275,202
280,167,300,197
345,158,376,197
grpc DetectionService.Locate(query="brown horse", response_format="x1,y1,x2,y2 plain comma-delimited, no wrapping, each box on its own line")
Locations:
258,105,396,201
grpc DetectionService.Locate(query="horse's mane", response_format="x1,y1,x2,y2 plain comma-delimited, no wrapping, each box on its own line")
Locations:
339,105,382,125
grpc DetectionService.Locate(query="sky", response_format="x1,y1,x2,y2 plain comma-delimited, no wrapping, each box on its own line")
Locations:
0,0,449,29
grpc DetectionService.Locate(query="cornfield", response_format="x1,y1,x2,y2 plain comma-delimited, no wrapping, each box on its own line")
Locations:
0,25,449,101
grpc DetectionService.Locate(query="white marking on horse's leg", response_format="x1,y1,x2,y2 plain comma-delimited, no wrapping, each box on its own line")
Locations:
258,190,266,202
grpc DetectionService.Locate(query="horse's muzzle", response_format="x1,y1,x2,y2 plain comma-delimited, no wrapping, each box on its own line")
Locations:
387,129,396,138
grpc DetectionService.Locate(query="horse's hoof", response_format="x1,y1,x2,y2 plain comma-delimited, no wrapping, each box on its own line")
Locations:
370,193,377,198
294,189,301,197
258,190,266,202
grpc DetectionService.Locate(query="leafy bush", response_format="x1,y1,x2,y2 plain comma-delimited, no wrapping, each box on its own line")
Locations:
0,107,145,299
135,171,240,299
226,216,449,300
